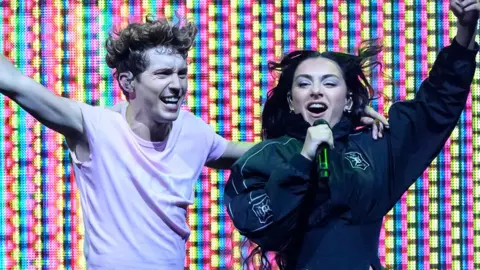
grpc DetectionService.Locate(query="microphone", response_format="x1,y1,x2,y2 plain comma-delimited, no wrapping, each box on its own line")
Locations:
313,119,330,179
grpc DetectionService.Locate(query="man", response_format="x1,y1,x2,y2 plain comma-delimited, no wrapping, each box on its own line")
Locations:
0,17,387,269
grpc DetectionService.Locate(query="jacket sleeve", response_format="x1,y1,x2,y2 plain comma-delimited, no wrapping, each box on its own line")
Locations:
224,142,316,251
382,39,478,211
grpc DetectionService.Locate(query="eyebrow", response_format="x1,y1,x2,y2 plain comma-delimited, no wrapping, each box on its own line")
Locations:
295,74,340,81
153,67,188,73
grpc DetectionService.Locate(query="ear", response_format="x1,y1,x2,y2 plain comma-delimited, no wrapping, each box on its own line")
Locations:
344,94,353,112
118,72,135,99
287,92,294,111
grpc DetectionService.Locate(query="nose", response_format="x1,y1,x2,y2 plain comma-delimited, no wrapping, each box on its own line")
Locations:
169,73,182,94
310,83,324,97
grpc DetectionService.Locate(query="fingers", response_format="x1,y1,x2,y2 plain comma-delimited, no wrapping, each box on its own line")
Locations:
361,106,388,140
464,3,480,12
451,0,464,14
377,114,389,128
363,106,375,117
378,120,384,139
372,120,378,140
302,124,335,161
459,0,479,8
359,117,385,140
310,124,335,149
360,116,374,126
454,0,480,13
364,106,389,128
328,130,335,149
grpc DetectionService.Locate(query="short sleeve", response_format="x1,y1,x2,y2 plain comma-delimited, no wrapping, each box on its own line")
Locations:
206,129,228,162
67,102,107,165
108,101,127,113
177,111,228,163
78,102,105,138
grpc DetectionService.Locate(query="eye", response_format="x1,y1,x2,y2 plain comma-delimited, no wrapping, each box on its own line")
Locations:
178,69,188,79
324,81,337,87
297,81,311,88
155,70,173,78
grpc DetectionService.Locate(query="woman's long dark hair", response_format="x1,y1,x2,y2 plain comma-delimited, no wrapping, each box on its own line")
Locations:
262,39,383,140
245,39,383,270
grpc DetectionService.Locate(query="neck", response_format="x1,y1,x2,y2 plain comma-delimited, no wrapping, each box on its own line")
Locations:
126,104,172,142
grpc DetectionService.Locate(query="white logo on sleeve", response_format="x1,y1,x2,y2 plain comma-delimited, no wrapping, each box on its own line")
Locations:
252,195,273,224
344,152,370,170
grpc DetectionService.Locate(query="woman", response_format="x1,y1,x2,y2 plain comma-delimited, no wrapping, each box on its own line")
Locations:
224,2,479,269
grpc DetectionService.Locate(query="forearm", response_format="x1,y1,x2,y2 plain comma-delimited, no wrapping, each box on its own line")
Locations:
385,36,477,208
0,59,24,96
206,141,256,169
227,141,255,157
455,19,478,49
1,73,84,138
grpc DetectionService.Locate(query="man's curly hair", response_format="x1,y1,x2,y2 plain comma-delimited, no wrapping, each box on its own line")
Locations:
105,17,197,80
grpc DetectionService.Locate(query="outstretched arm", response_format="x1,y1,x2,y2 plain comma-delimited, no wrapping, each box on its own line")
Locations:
0,55,84,140
377,2,479,214
208,106,389,170
207,141,256,169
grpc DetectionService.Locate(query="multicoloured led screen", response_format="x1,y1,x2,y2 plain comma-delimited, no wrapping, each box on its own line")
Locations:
0,1,478,269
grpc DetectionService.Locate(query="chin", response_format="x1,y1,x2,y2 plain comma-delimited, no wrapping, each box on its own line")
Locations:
303,115,326,126
155,111,180,123
309,117,334,127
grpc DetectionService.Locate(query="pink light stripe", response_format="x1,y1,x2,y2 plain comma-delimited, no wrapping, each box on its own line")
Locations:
332,0,340,51
419,1,430,268
377,0,386,264
398,1,408,267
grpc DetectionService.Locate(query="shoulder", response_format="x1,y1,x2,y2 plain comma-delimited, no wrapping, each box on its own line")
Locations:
177,110,224,142
76,102,122,124
348,126,372,140
178,109,207,127
232,136,298,173
244,136,297,156
346,126,390,167
347,126,385,146
173,110,225,149
106,101,127,113
346,126,390,158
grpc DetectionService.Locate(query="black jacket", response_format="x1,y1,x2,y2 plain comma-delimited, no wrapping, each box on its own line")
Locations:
224,40,477,269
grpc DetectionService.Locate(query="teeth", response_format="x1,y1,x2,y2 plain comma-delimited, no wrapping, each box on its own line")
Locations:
162,97,179,103
308,103,326,109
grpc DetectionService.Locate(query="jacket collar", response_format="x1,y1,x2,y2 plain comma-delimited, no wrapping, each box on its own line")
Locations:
284,112,354,141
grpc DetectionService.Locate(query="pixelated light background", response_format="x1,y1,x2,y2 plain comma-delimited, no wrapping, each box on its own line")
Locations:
0,1,478,269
